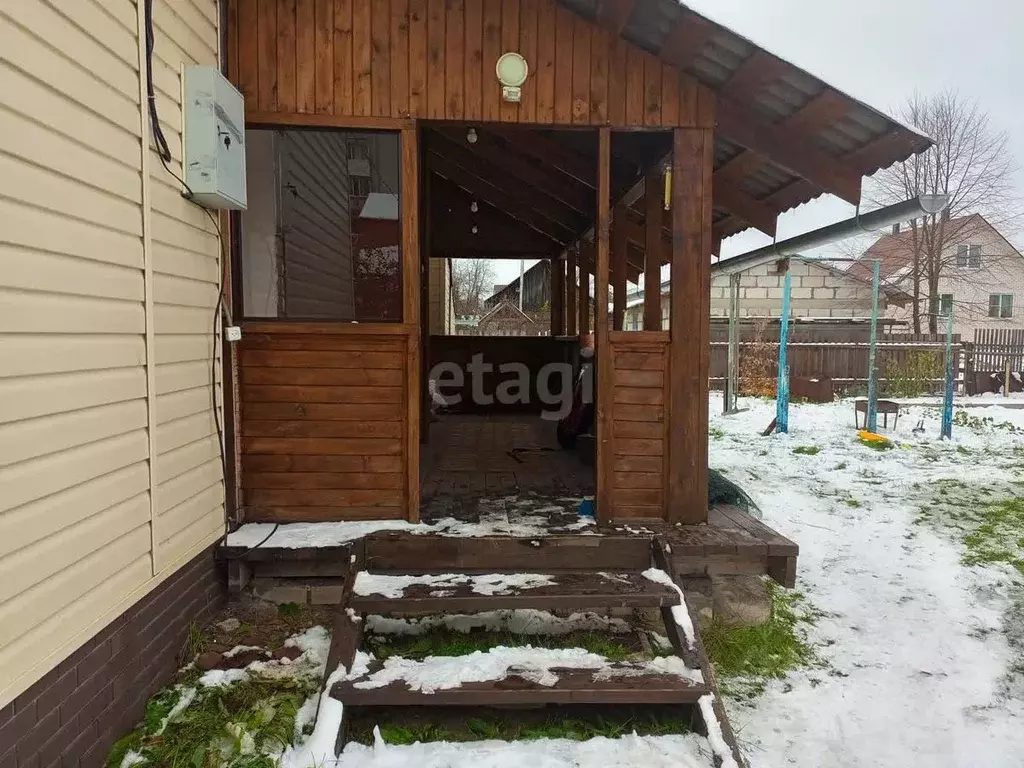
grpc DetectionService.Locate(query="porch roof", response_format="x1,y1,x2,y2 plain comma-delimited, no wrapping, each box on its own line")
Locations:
558,0,932,243
427,1,932,272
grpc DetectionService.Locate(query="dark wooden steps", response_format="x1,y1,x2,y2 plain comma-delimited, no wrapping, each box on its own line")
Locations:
331,669,708,706
349,570,680,614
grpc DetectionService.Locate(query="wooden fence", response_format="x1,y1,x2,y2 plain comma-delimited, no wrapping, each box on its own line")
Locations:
965,328,1024,372
709,323,961,394
962,328,1024,394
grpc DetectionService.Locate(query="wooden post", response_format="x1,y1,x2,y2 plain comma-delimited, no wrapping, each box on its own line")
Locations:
579,241,592,337
401,126,421,523
566,246,578,336
667,128,711,525
611,204,628,331
551,257,565,336
644,170,663,330
595,127,612,522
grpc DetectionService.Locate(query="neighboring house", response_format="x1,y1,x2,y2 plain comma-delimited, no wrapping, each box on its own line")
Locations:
621,256,907,329
0,0,226,762
476,302,547,336
849,214,1024,336
485,261,551,313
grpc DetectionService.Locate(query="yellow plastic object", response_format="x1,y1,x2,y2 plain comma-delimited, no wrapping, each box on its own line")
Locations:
663,169,672,211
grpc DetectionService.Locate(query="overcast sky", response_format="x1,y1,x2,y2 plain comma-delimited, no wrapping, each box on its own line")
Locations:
491,0,1023,284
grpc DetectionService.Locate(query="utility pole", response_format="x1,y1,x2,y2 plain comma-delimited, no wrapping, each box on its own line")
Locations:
775,271,792,433
866,259,881,432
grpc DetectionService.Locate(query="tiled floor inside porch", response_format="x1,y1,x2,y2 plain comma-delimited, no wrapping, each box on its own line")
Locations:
419,413,595,517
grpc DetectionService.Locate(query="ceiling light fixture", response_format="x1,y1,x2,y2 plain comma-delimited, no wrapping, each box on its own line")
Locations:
470,201,479,213
467,127,478,144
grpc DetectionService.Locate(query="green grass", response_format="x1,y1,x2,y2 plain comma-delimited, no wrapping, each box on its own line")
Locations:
106,675,318,768
961,497,1024,576
701,581,822,699
709,426,725,441
351,711,692,746
792,445,821,456
363,629,638,663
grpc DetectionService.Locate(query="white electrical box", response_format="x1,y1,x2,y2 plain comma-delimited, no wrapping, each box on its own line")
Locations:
183,66,247,210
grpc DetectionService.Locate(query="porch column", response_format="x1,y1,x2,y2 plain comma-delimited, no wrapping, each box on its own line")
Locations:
401,126,421,522
611,204,628,330
595,127,612,522
578,241,592,337
644,170,663,330
551,257,565,336
667,128,712,524
566,246,578,336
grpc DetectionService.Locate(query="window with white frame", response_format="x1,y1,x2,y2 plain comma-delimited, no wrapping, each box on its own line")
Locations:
956,244,983,268
989,294,1013,318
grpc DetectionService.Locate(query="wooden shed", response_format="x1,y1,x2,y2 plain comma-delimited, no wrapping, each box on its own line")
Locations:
225,0,931,527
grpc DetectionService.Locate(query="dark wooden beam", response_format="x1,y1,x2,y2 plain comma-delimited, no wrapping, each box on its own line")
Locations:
429,134,586,233
429,175,561,256
643,171,662,331
712,180,778,237
784,89,851,134
486,127,596,187
716,98,862,205
426,153,575,243
721,51,789,101
659,12,715,70
433,127,593,215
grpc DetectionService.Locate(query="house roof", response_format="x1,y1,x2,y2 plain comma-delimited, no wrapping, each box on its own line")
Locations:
558,0,933,241
477,300,537,326
358,192,399,220
622,255,910,310
847,213,1022,283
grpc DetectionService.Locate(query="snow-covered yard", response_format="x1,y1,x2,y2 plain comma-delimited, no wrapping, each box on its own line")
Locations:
120,396,1024,768
710,395,1024,767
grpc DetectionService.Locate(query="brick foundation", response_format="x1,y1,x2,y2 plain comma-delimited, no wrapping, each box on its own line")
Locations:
0,547,225,768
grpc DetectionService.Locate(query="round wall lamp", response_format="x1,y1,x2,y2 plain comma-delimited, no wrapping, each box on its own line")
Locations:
496,52,528,103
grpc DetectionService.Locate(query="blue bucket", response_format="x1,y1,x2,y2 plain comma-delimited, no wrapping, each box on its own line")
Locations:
577,498,595,519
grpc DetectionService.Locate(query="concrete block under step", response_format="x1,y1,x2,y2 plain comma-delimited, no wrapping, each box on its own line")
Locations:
252,578,347,606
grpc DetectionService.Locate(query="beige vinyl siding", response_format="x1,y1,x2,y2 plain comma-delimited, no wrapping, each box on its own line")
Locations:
280,131,355,318
0,0,224,709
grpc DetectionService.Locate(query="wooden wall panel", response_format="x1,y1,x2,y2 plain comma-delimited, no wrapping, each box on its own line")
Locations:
607,333,669,520
234,0,711,127
238,326,413,521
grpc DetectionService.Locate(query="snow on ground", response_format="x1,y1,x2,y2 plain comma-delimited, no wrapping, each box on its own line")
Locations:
336,730,717,768
227,501,594,549
709,394,1024,768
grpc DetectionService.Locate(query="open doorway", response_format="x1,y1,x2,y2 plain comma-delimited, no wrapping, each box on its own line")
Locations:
417,125,672,523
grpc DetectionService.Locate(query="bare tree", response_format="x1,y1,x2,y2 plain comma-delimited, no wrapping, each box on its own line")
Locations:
867,91,1020,332
451,258,496,317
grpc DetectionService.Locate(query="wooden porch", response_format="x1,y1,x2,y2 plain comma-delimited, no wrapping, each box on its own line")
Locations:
225,0,931,534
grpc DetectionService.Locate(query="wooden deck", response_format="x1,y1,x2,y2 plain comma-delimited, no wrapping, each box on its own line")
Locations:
349,570,680,614
420,414,594,507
